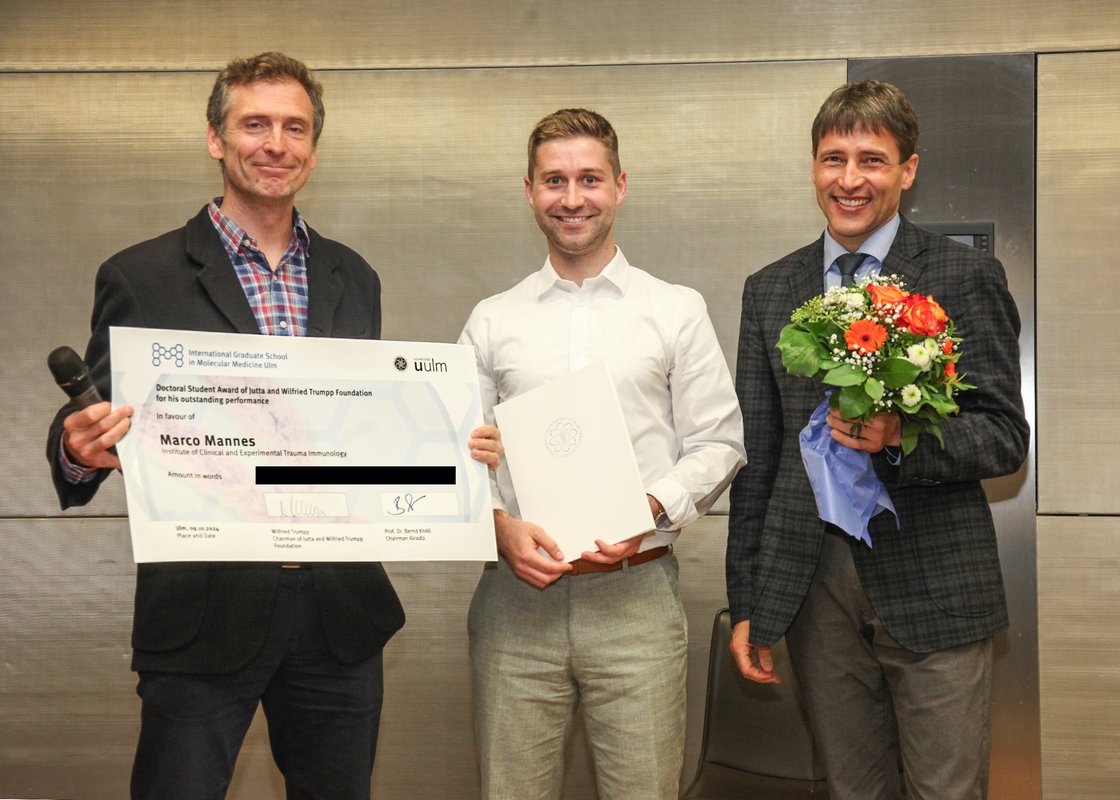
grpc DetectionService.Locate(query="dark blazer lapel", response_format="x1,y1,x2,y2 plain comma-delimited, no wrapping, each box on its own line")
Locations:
787,234,826,307
305,228,344,338
882,216,927,290
185,208,261,335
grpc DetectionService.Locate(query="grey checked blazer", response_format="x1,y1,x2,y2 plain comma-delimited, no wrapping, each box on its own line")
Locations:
727,217,1029,653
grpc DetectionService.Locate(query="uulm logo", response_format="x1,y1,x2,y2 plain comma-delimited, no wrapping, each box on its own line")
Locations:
413,357,447,373
394,356,408,371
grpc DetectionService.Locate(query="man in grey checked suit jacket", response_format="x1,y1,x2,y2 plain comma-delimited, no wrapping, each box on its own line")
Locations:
726,80,1029,800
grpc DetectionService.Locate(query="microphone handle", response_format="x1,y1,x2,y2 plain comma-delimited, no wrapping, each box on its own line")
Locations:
70,383,104,409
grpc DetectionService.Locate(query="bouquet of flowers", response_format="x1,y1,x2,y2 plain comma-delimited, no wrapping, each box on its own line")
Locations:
777,274,971,456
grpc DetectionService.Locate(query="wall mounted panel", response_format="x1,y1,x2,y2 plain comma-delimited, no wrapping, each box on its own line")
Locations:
0,516,733,798
2,61,841,517
2,72,217,518
0,519,136,798
849,54,1038,800
1038,515,1120,800
3,0,1119,71
1037,50,1120,800
1038,51,1120,514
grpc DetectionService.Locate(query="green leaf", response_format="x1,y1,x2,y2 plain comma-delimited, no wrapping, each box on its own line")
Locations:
909,405,948,424
838,385,873,420
865,376,884,402
900,421,919,455
777,326,827,377
924,394,958,416
802,319,840,339
877,357,922,388
822,363,867,387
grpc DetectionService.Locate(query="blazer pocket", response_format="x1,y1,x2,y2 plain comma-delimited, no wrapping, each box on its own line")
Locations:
315,564,406,664
131,563,209,651
914,486,1005,618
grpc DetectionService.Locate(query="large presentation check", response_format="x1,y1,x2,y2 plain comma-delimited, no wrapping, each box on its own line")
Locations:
111,326,496,563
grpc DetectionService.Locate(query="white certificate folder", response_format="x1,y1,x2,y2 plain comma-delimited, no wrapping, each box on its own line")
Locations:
493,361,652,561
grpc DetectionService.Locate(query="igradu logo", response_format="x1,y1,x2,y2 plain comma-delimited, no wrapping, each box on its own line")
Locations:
394,355,448,373
152,342,185,367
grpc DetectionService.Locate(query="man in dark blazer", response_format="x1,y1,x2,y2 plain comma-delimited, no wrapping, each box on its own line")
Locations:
47,52,500,799
727,80,1029,800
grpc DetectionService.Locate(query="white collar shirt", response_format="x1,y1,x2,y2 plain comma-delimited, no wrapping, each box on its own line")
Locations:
822,213,902,291
458,247,745,551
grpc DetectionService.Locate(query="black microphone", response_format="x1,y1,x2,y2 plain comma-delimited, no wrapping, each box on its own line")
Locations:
48,346,104,409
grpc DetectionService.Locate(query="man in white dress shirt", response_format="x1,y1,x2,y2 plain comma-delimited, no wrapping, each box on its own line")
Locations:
458,108,745,800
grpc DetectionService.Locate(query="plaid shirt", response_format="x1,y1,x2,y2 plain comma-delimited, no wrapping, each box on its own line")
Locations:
61,200,312,483
207,198,310,337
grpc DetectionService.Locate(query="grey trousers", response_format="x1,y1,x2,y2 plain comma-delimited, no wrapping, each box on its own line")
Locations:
468,553,687,800
786,531,993,800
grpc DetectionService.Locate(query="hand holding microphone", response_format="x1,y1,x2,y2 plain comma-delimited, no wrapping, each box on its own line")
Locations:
48,346,132,470
48,346,104,408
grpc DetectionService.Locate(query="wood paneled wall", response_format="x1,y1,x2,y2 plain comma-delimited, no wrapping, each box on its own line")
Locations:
4,1,1120,797
1037,51,1120,800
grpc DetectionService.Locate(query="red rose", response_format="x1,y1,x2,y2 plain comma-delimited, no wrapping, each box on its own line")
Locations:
899,294,949,336
867,283,909,308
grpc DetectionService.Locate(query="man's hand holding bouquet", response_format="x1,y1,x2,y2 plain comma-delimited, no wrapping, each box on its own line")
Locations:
777,274,972,544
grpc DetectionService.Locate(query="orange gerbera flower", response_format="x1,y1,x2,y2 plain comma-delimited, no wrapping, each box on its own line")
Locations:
844,319,888,353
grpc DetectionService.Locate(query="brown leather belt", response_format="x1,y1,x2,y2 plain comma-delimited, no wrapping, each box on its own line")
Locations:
568,545,670,576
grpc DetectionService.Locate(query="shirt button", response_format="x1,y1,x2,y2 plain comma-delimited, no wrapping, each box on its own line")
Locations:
279,320,288,330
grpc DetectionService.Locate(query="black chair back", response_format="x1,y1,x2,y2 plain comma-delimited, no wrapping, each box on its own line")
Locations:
681,609,829,799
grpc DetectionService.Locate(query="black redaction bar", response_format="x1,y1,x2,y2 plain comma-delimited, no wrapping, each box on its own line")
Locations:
255,466,455,485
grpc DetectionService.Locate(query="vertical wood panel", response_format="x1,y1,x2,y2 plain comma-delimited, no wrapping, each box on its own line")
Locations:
1037,51,1120,513
1037,47,1120,800
1038,516,1120,799
0,520,136,798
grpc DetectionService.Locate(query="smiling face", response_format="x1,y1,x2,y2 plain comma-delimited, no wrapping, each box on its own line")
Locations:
206,78,318,213
812,126,918,252
525,136,626,280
